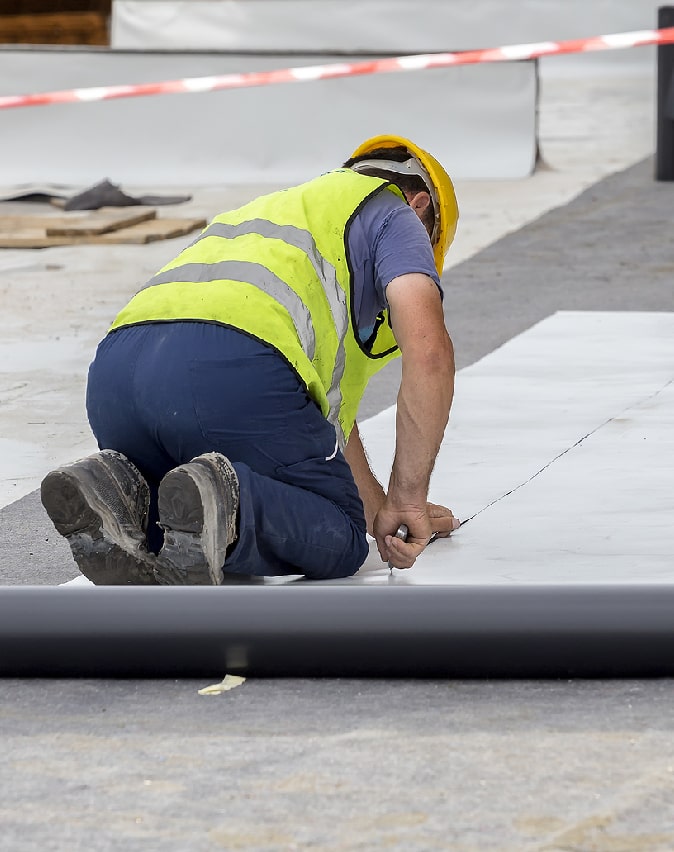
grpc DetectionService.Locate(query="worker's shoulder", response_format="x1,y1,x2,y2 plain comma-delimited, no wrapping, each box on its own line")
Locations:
355,186,412,232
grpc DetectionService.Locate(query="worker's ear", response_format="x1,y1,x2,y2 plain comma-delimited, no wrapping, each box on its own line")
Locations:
406,190,432,216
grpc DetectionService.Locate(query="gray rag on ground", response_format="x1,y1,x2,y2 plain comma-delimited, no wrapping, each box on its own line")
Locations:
63,179,191,211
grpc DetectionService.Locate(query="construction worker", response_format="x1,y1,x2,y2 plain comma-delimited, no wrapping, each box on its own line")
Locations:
40,135,460,585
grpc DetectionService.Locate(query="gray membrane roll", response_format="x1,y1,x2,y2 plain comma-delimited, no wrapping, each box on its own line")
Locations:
2,585,674,678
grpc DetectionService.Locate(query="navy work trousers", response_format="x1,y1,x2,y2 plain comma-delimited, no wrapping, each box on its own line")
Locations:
86,322,368,579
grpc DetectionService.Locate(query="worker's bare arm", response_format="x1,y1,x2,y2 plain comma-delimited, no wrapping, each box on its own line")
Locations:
374,272,457,567
344,422,386,536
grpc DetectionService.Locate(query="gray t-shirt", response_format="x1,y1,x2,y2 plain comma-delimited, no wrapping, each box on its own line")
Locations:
347,188,442,343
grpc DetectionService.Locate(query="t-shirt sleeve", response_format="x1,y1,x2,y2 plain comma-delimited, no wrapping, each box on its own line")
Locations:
348,189,443,340
372,195,442,307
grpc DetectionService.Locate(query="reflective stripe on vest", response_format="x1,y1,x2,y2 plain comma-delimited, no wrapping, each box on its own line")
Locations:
147,259,317,360
142,217,351,438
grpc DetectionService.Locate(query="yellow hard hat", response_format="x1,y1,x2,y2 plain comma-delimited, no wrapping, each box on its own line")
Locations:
349,134,459,274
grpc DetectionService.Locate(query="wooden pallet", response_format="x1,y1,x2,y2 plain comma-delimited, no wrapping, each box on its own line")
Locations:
0,12,109,46
0,2,110,13
0,208,207,248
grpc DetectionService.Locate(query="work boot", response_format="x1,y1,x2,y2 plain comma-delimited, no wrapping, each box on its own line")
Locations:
156,452,239,585
40,450,158,585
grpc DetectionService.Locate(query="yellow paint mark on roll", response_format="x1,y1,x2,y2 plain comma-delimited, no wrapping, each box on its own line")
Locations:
198,674,246,696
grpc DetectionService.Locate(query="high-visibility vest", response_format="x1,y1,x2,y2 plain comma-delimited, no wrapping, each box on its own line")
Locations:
110,169,403,446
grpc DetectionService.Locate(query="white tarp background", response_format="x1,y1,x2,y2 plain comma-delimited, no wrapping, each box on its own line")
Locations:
111,0,659,68
3,0,660,187
0,49,537,185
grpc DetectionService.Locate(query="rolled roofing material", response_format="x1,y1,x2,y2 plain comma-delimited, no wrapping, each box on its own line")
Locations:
2,584,673,678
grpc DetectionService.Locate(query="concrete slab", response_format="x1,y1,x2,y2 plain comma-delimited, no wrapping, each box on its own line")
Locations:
1,677,673,851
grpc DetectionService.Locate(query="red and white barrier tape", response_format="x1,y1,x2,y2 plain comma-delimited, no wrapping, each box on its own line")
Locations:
1,27,673,111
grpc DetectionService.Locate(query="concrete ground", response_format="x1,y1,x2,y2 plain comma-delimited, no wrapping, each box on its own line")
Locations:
1,59,674,850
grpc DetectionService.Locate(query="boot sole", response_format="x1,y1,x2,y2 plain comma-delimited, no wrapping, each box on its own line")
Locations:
156,460,236,585
41,466,157,586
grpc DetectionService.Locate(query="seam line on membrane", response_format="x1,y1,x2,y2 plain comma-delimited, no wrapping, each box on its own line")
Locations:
460,376,673,527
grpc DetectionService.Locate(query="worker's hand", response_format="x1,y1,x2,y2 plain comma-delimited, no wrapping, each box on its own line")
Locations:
373,502,459,570
373,502,460,569
426,502,460,539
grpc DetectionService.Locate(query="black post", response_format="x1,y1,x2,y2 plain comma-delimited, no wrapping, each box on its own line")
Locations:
656,6,674,180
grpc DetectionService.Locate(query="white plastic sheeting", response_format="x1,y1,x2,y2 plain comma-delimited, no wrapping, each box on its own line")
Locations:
352,311,674,586
0,49,537,184
112,0,661,60
64,311,674,589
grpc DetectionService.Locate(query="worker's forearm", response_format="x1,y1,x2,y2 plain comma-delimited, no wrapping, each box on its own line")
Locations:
344,423,386,534
389,346,454,506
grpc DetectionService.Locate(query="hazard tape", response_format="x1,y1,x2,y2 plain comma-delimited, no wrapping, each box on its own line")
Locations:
1,27,673,111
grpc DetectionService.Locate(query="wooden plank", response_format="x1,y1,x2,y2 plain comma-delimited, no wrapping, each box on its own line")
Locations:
0,214,93,231
45,208,156,236
0,216,206,249
94,217,207,244
0,234,74,248
0,208,156,236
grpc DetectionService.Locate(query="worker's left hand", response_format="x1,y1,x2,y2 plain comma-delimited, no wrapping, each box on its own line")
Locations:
425,502,460,539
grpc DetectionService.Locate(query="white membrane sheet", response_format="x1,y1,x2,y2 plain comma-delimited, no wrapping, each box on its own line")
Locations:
64,310,674,589
0,50,536,184
348,311,674,586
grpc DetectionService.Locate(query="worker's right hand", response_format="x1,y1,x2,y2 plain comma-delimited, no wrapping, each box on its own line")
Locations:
373,503,433,570
374,501,460,569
